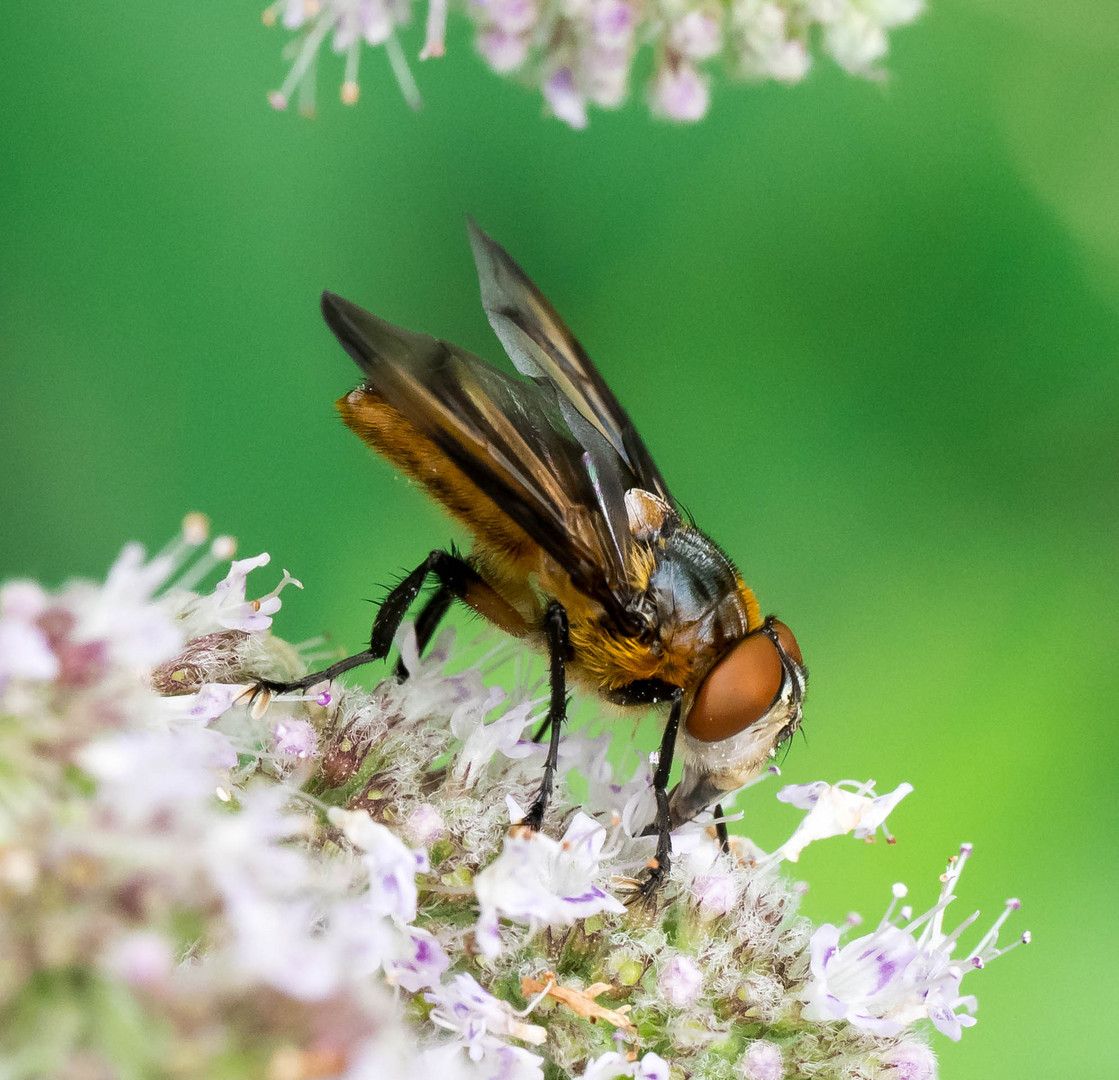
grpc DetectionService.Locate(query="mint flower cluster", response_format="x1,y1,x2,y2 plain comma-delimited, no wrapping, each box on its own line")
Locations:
0,517,1027,1079
263,0,924,126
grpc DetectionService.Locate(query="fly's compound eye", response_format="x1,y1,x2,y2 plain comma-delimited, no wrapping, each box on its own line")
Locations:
686,632,785,743
768,618,803,668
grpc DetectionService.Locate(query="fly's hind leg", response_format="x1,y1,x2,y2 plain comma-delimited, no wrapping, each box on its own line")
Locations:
392,584,454,680
518,600,570,831
248,550,526,701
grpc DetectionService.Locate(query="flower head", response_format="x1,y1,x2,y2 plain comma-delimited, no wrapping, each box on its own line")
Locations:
801,844,1029,1040
263,0,923,126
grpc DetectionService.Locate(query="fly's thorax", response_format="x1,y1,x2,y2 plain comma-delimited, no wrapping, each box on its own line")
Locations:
668,618,807,828
644,526,753,659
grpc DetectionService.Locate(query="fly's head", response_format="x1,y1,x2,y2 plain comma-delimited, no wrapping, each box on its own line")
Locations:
668,617,807,829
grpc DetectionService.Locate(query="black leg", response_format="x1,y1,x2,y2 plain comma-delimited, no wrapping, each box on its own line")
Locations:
393,584,454,680
518,600,569,830
714,804,730,856
249,550,524,699
631,688,683,903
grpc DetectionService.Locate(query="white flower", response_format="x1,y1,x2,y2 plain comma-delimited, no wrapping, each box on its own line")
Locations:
426,973,547,1057
68,541,185,668
329,807,429,923
772,778,913,862
0,581,59,683
78,725,238,826
732,0,810,83
670,8,723,61
451,690,539,786
800,844,1029,1040
396,625,486,717
160,681,243,725
186,552,302,634
578,1051,669,1080
474,808,626,956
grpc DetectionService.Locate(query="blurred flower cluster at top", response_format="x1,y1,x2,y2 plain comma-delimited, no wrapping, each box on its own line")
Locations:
0,515,1027,1079
263,0,924,126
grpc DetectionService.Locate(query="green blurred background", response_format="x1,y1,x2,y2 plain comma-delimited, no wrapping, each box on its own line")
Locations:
3,1,1117,1076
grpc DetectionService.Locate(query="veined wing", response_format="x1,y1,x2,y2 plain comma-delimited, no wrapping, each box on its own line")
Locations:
467,218,673,506
321,291,639,628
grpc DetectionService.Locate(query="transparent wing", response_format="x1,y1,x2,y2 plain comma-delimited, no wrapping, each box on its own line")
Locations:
467,218,674,505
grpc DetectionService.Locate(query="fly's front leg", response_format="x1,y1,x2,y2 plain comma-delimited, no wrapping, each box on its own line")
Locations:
518,600,570,831
713,804,730,856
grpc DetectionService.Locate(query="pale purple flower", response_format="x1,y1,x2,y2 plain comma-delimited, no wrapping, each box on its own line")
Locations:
473,809,625,956
224,892,355,1000
590,0,634,47
475,1043,547,1080
650,63,710,122
800,845,1029,1040
483,0,538,34
579,1051,669,1080
544,67,588,129
658,955,704,1007
396,625,486,715
881,1041,938,1080
102,931,175,988
329,807,429,923
384,926,450,991
403,802,447,846
670,9,723,61
692,872,737,918
740,1039,783,1080
568,731,651,822
772,778,913,862
477,29,530,72
273,717,318,758
426,973,547,1058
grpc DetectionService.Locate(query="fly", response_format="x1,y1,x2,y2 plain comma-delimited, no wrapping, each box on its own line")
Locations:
251,221,808,891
